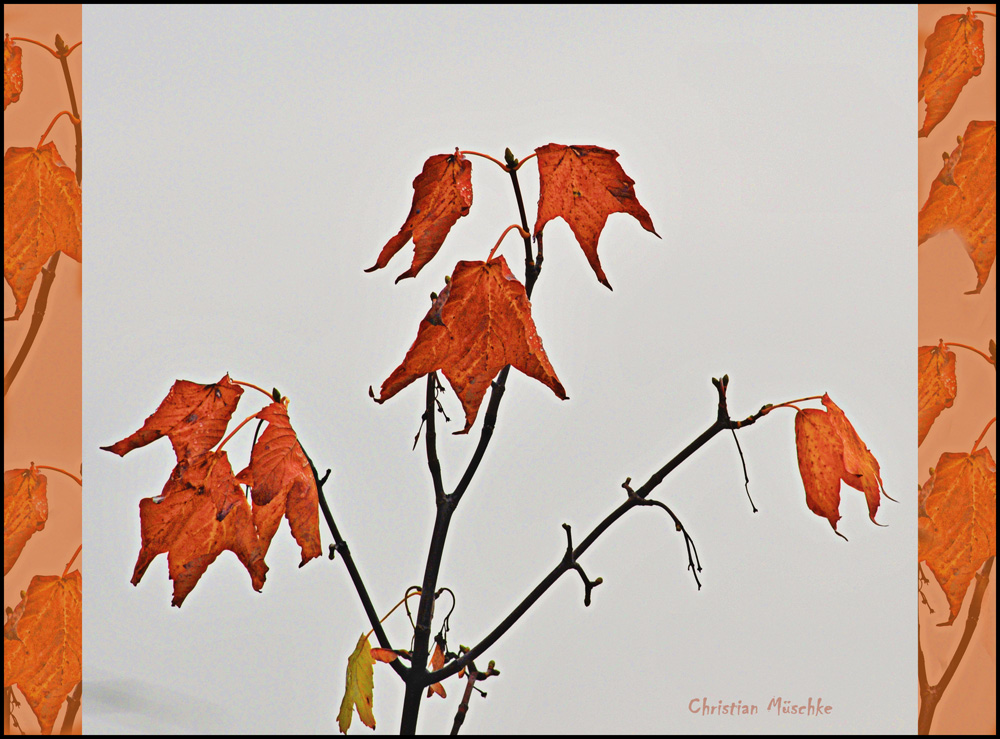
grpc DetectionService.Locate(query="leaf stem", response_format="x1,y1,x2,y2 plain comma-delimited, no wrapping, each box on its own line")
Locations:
34,110,80,149
62,545,82,576
364,591,422,643
232,379,278,402
59,683,82,735
486,224,530,261
8,36,59,57
972,10,995,18
970,417,996,453
213,412,260,453
943,341,994,364
458,150,509,171
35,465,82,486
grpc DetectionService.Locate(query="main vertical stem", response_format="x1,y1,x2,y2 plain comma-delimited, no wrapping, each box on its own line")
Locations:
400,503,455,734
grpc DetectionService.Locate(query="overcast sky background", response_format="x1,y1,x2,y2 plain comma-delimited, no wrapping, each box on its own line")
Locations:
82,5,915,733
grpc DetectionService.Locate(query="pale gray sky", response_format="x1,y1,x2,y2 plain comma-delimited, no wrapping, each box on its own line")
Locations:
83,5,915,733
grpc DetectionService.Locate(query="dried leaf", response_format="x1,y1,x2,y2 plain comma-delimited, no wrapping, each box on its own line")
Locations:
426,640,447,699
918,341,957,445
4,465,48,575
918,10,985,137
794,394,885,534
3,570,82,735
4,35,22,110
533,144,658,289
918,120,996,294
237,402,321,565
374,256,567,433
132,451,267,607
4,143,82,319
366,151,472,282
102,375,244,462
920,449,996,625
338,634,376,733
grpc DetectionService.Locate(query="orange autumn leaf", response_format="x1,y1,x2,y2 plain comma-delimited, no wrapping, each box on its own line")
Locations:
794,394,886,535
918,341,957,445
4,465,48,576
370,647,398,663
4,143,82,319
235,401,321,565
426,640,447,699
3,570,82,735
338,634,376,733
366,151,473,283
533,144,658,289
918,9,985,138
373,256,567,433
4,35,22,110
101,374,244,462
132,451,267,607
918,120,996,295
919,449,996,625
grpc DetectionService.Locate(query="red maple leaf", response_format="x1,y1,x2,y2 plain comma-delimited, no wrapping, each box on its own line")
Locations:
101,375,244,461
794,394,887,535
366,151,473,282
917,341,957,446
918,120,996,294
236,401,321,565
4,35,22,110
533,144,658,289
4,465,48,576
919,448,996,625
374,256,567,434
4,143,82,319
132,451,267,607
3,570,82,735
918,9,985,138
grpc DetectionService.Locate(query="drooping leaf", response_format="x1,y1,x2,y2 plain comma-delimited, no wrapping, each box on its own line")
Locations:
4,465,48,575
918,120,996,294
919,449,996,625
235,401,321,565
4,143,82,319
918,341,957,445
426,640,447,699
101,375,244,462
3,570,82,735
132,451,267,607
794,394,885,535
366,151,472,283
374,256,567,433
918,10,985,138
338,633,376,733
4,35,22,110
533,144,658,289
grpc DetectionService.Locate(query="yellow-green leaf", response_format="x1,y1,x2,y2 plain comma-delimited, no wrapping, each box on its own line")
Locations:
338,634,376,733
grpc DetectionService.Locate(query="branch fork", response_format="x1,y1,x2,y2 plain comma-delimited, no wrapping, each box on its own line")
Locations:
561,524,603,607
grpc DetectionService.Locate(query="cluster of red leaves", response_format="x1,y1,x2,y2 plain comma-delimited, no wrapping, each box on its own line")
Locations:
368,144,656,428
918,9,985,138
918,120,997,294
102,375,321,606
3,568,82,735
793,394,887,535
